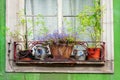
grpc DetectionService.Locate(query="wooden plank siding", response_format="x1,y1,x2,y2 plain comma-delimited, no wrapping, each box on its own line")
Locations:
0,0,120,80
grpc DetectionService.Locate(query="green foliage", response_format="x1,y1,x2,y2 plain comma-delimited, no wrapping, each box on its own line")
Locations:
66,36,75,44
7,9,49,41
64,18,74,35
7,10,26,41
77,0,103,41
35,14,48,36
8,29,25,41
17,9,26,26
63,18,76,42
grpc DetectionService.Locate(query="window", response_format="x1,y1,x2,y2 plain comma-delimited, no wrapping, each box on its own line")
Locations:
25,0,58,40
6,0,114,73
25,0,95,41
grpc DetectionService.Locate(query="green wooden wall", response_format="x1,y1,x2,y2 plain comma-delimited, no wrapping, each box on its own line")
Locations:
0,0,120,80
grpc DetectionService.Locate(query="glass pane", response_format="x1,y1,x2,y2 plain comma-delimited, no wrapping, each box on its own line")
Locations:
25,0,58,41
62,0,94,41
34,17,58,40
63,17,93,41
63,17,76,35
26,0,32,15
26,17,33,40
26,0,57,15
62,0,94,16
27,17,58,41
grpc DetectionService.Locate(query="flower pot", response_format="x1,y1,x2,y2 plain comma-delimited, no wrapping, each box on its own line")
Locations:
18,50,33,61
74,50,86,60
32,44,48,60
20,57,32,61
49,44,73,59
87,48,101,61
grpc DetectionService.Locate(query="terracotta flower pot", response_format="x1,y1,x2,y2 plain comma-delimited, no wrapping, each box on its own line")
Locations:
87,48,101,60
49,44,73,59
18,50,33,61
20,57,32,61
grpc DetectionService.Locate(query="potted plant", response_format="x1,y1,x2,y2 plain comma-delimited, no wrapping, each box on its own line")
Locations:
7,11,47,61
77,0,104,61
6,10,29,61
38,32,75,59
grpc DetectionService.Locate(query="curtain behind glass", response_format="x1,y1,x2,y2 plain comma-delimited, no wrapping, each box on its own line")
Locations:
62,0,94,41
25,0,57,40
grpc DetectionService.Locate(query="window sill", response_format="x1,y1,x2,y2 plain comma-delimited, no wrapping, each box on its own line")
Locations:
15,60,105,67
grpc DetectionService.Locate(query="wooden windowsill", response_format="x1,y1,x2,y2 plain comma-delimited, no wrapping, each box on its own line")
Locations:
15,60,105,67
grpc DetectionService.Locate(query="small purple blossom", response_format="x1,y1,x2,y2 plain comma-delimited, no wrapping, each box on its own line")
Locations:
35,30,77,44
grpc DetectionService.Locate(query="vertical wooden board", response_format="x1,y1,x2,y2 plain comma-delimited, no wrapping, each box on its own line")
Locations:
113,0,120,80
72,74,89,80
0,37,5,73
5,73,25,80
87,74,112,80
0,0,5,74
71,74,113,80
39,74,69,80
25,73,41,80
0,76,5,80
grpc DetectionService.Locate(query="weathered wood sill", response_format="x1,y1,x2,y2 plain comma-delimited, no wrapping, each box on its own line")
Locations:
15,60,105,67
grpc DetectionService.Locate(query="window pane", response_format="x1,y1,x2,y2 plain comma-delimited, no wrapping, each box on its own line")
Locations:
62,0,94,41
33,17,58,40
62,0,94,16
26,0,32,15
26,17,33,40
63,17,93,41
25,0,58,41
26,0,57,15
63,17,76,34
27,17,58,41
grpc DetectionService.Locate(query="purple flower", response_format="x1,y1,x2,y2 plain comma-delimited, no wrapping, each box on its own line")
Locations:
34,30,77,44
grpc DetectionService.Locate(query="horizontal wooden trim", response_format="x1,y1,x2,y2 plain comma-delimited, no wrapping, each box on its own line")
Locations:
25,15,78,17
15,61,105,67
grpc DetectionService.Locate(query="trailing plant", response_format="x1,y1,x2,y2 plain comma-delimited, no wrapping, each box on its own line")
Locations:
64,18,74,35
38,31,75,45
77,0,103,42
63,18,78,42
37,31,76,59
7,10,26,42
7,9,49,49
34,14,49,37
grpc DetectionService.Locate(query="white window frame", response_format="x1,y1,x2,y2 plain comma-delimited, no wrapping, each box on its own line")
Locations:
6,0,114,73
58,0,62,33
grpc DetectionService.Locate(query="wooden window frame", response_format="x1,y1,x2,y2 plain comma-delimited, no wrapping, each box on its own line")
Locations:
6,0,114,73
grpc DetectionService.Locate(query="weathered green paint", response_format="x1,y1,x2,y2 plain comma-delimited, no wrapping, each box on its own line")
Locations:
0,0,120,80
